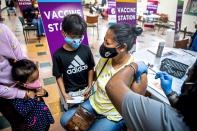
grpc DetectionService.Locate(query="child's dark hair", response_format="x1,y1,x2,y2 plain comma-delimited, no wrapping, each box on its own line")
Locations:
62,14,87,36
12,59,37,83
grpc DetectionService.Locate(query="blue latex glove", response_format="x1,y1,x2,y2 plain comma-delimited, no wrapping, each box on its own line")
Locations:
136,61,148,83
155,72,173,95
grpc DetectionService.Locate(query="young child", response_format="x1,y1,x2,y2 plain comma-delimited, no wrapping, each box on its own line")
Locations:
10,59,54,131
53,14,95,104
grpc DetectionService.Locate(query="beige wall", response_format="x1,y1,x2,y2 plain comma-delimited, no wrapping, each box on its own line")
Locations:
84,0,108,5
137,0,197,32
84,0,103,4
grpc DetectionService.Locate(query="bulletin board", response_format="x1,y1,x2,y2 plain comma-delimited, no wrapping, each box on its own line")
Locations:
185,0,197,16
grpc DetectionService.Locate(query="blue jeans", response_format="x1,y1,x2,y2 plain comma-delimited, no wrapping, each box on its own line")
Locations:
32,18,44,35
60,100,125,131
7,7,16,15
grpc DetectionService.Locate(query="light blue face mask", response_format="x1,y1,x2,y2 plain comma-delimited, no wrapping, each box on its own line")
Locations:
64,36,83,49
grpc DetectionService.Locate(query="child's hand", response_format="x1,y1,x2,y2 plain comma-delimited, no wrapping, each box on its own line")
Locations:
36,88,47,97
26,90,36,99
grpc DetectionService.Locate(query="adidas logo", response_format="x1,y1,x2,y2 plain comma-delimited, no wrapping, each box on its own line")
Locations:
67,55,88,75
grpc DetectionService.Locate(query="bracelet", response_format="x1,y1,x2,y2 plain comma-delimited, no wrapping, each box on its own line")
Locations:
125,62,137,75
167,91,179,104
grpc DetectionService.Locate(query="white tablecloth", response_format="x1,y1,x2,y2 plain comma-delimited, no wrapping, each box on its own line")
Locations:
133,47,197,104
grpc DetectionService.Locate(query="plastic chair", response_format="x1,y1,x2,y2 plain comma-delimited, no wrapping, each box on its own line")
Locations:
155,14,175,34
18,16,40,43
86,15,99,40
175,38,189,49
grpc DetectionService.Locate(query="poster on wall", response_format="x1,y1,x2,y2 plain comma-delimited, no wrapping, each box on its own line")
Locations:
116,0,137,52
108,0,117,24
185,0,197,16
17,0,32,13
116,0,137,25
146,0,158,14
175,0,184,33
37,0,88,56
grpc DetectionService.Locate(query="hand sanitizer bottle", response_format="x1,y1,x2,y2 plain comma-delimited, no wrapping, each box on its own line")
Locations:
156,42,165,57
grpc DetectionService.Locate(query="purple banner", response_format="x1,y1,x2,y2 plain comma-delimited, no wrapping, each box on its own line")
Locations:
146,0,158,14
0,0,2,19
175,0,184,33
0,0,3,21
108,0,117,24
38,1,88,56
17,0,32,12
116,2,136,25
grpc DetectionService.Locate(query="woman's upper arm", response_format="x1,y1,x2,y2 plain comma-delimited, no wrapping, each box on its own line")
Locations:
0,85,26,99
131,73,148,95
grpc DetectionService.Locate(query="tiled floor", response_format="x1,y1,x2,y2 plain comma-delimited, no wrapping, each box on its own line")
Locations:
0,6,184,131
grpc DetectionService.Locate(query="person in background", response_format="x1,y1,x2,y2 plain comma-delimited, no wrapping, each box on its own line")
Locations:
101,0,107,7
22,0,44,36
89,1,99,14
5,0,16,16
60,23,147,130
106,62,196,131
101,9,108,19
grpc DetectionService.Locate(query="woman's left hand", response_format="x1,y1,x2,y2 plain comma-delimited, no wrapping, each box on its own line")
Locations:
83,87,91,99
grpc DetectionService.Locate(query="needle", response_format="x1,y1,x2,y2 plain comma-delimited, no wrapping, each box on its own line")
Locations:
147,49,156,55
149,67,157,73
147,63,157,73
148,72,156,75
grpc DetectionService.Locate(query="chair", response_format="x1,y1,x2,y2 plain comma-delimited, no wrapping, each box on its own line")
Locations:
86,15,99,40
137,15,144,27
155,14,175,34
143,15,155,30
175,38,189,49
182,26,193,40
18,16,40,43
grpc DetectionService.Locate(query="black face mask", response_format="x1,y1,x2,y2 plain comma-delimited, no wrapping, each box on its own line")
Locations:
99,43,119,58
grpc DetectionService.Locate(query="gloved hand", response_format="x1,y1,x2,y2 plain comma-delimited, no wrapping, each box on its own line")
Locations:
155,72,173,95
135,61,148,83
